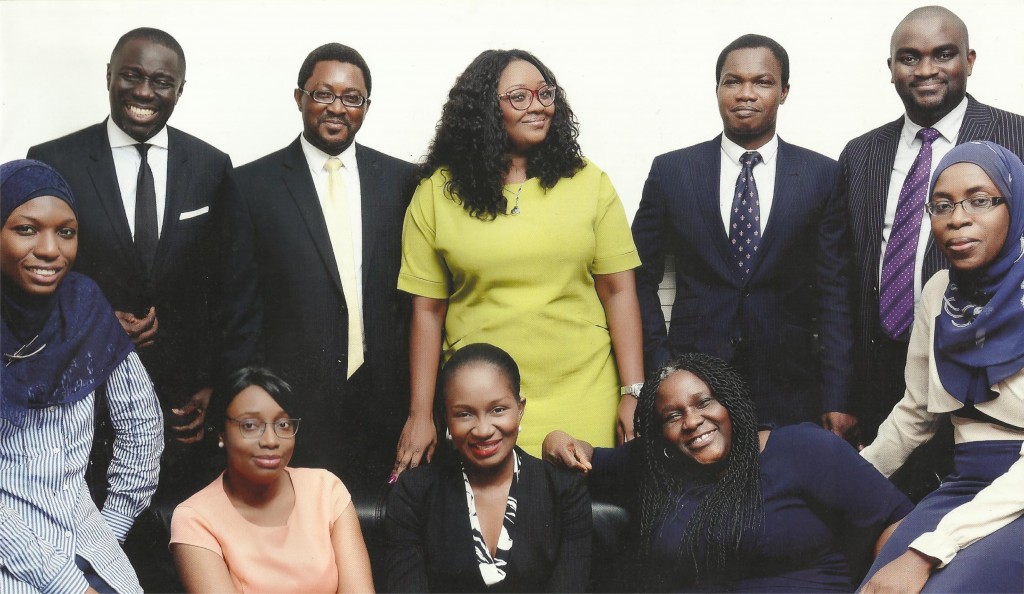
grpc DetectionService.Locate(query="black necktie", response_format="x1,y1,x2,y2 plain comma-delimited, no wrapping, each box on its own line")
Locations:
729,151,763,275
134,143,158,275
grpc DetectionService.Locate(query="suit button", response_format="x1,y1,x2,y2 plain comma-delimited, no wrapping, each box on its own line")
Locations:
731,336,742,346
742,290,750,298
337,358,345,365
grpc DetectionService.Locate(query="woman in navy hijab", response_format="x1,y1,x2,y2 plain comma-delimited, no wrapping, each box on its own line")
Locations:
861,141,1024,593
1,160,163,593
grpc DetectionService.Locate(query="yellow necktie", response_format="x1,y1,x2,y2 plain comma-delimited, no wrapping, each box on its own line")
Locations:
324,157,363,378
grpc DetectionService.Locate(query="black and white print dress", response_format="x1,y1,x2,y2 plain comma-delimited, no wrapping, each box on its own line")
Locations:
462,450,521,586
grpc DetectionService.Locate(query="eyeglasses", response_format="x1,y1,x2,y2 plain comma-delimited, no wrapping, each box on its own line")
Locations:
226,417,301,439
497,84,558,111
925,195,1006,217
297,88,367,108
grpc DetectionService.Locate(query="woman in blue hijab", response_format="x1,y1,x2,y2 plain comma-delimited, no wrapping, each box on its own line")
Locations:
1,160,163,594
861,141,1024,593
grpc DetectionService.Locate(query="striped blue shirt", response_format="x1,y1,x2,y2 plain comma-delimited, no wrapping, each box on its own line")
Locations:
1,353,163,594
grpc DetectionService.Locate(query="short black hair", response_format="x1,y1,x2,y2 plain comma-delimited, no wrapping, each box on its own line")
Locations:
208,367,299,432
715,33,789,86
441,343,522,404
110,27,186,73
296,43,372,96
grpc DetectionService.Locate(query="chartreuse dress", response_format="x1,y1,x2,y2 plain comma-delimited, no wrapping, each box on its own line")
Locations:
398,161,640,453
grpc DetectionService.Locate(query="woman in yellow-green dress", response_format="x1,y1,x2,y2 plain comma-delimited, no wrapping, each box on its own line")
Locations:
392,49,645,477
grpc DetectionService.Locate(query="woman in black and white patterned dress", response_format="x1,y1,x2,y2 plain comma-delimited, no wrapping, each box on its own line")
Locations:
385,343,592,592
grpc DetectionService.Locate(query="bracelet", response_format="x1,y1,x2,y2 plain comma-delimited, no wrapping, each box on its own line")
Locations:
619,382,644,398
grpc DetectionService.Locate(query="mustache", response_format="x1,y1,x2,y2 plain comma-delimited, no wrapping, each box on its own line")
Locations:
317,115,351,127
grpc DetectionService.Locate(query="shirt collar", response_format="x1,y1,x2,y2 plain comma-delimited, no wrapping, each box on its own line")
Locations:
720,132,779,165
299,134,358,174
901,95,969,148
106,117,169,150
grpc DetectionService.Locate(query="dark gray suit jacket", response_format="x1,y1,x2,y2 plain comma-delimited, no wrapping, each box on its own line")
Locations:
27,121,232,403
633,137,853,426
836,95,1024,424
217,137,415,482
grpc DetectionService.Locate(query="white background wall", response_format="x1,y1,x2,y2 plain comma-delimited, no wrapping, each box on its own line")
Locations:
2,0,1023,219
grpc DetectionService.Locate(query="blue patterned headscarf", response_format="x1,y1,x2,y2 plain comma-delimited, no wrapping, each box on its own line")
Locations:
929,141,1024,405
1,160,134,426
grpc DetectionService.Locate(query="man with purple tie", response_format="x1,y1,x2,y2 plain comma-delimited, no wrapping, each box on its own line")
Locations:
632,34,856,437
837,6,1024,496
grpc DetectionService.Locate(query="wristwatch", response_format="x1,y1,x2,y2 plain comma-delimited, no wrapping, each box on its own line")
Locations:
619,382,644,398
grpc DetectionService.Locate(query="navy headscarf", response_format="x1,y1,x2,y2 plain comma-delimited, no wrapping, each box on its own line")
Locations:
929,141,1024,405
1,159,133,426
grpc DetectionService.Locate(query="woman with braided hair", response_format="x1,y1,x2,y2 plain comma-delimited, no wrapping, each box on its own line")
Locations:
545,353,911,591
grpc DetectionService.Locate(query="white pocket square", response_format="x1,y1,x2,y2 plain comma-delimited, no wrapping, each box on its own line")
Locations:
179,206,209,220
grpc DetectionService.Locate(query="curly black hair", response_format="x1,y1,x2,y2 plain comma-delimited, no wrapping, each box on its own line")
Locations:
633,353,763,589
418,49,585,220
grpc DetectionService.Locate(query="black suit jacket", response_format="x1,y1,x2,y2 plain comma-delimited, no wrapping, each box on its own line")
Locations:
837,96,1024,423
632,137,853,426
217,137,415,482
385,450,592,593
27,122,232,403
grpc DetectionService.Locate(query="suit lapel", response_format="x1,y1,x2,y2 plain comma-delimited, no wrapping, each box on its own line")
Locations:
750,139,797,277
154,128,189,279
87,123,144,270
691,140,739,279
866,119,902,279
957,95,994,143
282,139,344,293
356,144,382,289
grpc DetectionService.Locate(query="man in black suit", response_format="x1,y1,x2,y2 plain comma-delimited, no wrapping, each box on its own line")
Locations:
837,6,1024,449
27,27,231,589
218,43,415,492
632,34,855,436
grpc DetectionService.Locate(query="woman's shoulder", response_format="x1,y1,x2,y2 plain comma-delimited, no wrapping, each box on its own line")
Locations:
174,473,228,516
922,269,951,302
521,449,586,492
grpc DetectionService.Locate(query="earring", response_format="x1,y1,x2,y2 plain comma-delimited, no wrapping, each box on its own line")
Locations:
518,425,523,433
218,440,224,449
663,447,673,460
445,428,453,442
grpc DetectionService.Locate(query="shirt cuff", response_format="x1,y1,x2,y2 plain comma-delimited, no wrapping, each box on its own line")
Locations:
101,506,135,543
40,559,89,594
909,531,958,568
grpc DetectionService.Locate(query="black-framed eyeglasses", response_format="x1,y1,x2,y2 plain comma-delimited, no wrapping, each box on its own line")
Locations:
297,88,368,108
226,417,302,439
497,84,558,111
925,195,1006,217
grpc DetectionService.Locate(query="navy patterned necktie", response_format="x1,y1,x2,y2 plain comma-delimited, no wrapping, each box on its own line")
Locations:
134,143,158,276
879,127,941,339
729,151,763,275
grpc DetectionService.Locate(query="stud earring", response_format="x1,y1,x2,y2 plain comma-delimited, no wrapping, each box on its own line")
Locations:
218,440,224,449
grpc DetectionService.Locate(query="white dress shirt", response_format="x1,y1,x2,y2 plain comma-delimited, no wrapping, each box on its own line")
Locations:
880,96,968,306
106,118,170,237
719,133,779,235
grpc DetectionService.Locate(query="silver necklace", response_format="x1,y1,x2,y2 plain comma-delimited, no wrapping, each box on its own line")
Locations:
4,335,46,367
509,182,524,215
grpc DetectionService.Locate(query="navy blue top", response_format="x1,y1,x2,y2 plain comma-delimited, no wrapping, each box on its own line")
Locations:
591,423,912,592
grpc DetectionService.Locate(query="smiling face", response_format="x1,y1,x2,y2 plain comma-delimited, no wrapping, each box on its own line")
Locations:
717,47,789,150
444,362,524,475
106,39,184,142
294,60,368,156
497,59,554,157
221,385,295,487
930,162,1010,272
889,13,975,127
1,196,78,296
658,370,733,466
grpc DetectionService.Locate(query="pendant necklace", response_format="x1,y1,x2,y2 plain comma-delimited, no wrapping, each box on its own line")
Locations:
510,182,524,215
4,335,46,367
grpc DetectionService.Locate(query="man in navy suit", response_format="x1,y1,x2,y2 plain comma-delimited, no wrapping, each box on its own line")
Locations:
837,6,1024,446
218,44,415,492
632,34,855,436
28,27,232,589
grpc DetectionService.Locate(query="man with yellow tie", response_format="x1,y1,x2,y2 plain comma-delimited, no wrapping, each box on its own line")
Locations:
218,43,416,491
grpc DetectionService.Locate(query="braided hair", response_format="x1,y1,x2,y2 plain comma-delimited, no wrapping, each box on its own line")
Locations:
418,49,584,220
634,353,763,588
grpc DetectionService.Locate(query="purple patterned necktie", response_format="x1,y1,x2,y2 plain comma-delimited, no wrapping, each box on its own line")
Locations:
730,151,763,275
879,127,941,339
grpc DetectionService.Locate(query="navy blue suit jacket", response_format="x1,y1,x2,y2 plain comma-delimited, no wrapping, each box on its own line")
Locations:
632,137,854,425
837,95,1024,426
